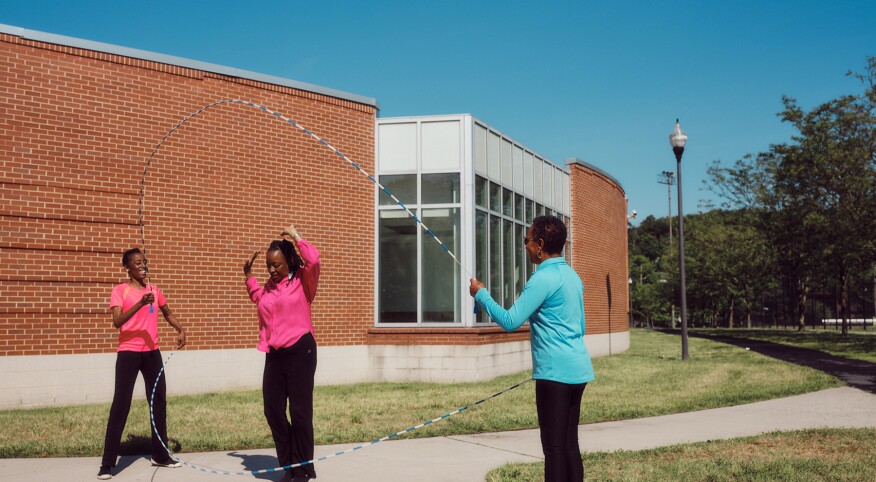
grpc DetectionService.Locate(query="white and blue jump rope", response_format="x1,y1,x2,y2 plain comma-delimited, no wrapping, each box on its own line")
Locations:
139,99,530,476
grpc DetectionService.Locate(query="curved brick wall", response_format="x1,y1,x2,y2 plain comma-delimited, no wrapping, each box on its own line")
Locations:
568,160,630,338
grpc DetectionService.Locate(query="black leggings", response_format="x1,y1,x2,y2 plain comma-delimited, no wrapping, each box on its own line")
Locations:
263,332,317,479
101,349,170,467
536,379,587,482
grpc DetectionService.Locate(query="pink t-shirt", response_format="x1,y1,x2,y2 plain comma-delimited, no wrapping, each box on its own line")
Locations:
246,239,321,352
109,283,166,352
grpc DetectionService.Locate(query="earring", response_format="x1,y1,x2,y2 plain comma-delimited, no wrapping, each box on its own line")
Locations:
536,248,543,259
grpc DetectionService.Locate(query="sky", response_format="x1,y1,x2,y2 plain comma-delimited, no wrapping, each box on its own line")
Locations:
3,1,875,223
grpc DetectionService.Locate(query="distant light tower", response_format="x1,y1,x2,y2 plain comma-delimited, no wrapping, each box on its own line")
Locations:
669,119,689,361
657,171,675,246
657,170,676,328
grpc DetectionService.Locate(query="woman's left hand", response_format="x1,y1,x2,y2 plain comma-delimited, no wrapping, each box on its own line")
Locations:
280,224,301,242
469,278,485,297
176,329,187,349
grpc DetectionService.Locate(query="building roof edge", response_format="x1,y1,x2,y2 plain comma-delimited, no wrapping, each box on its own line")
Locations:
564,157,625,193
0,23,379,109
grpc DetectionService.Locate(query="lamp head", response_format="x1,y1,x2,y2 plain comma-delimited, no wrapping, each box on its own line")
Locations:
669,119,687,148
669,119,687,161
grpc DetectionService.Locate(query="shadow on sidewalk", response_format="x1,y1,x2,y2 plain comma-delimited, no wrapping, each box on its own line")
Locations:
658,329,876,394
227,452,285,481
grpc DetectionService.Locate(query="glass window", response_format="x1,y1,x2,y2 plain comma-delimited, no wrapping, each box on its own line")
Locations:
378,123,417,171
515,194,524,222
490,182,501,214
523,152,534,197
516,223,526,295
422,121,460,170
542,162,552,206
501,139,512,186
502,188,513,218
503,219,515,306
489,215,502,302
533,158,543,202
526,199,535,224
421,208,460,323
475,176,488,208
422,173,460,204
379,210,418,323
474,124,487,174
513,146,524,191
554,169,563,210
475,209,488,323
378,174,417,206
488,131,500,179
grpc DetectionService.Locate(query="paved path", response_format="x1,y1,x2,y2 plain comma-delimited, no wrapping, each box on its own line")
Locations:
3,386,875,482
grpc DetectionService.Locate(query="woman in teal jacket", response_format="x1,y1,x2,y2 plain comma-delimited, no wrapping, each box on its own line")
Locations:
469,215,594,482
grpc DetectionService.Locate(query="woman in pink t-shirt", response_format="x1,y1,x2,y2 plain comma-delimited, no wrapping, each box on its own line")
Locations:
243,225,320,482
98,248,187,480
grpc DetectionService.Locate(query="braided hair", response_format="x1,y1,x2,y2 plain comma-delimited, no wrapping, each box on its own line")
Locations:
267,239,303,277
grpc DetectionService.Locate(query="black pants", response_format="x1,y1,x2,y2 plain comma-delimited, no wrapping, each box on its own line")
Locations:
101,349,171,467
264,333,317,479
536,379,587,482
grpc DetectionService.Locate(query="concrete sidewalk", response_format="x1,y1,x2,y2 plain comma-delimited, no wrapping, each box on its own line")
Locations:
3,386,874,482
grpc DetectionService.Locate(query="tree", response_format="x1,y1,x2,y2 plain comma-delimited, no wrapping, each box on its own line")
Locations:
706,57,876,333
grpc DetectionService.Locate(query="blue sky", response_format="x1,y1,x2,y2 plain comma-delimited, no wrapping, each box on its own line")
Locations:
3,1,875,222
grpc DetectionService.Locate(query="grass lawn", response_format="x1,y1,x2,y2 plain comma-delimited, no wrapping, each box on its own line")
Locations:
0,329,842,458
486,428,876,482
692,328,876,363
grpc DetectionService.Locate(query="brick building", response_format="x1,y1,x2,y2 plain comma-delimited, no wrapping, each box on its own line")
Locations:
0,24,629,409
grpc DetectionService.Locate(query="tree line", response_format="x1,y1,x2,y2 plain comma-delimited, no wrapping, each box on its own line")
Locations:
629,57,876,335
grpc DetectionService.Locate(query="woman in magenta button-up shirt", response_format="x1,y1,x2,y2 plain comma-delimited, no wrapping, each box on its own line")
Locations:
243,225,320,482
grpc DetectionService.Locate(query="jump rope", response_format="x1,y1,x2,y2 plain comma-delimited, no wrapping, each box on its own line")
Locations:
137,99,532,476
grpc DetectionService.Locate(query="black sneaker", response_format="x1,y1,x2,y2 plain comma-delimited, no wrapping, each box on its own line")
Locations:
97,465,112,480
151,457,182,468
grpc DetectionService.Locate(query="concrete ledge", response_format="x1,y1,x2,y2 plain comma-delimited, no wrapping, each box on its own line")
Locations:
0,332,628,409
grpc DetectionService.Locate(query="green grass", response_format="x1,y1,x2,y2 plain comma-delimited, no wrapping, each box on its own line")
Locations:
693,328,876,363
0,329,841,458
486,428,876,482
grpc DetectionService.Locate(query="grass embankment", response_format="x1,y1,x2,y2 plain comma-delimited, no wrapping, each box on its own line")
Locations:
486,428,876,482
693,327,876,363
0,329,841,458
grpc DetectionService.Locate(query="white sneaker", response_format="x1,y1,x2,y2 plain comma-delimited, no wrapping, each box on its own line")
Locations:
151,458,183,468
97,465,112,479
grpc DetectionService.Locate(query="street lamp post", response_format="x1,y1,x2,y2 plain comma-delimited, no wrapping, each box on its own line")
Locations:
669,119,689,361
627,210,637,328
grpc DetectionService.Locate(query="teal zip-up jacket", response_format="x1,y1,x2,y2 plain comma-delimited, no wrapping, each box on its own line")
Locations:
475,257,595,385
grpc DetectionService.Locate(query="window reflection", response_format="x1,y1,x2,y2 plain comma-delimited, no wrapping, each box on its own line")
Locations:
379,210,417,323
422,208,460,323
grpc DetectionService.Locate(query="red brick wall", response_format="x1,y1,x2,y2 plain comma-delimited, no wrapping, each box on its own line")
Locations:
569,163,630,335
0,33,376,356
